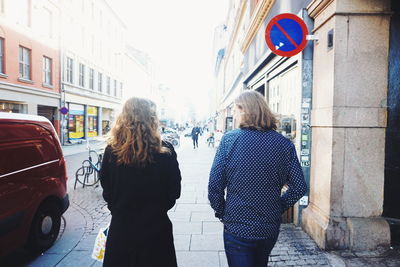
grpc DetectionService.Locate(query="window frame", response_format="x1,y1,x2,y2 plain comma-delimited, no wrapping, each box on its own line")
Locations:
19,46,31,80
0,37,5,74
89,68,94,90
79,63,85,87
106,76,110,95
98,72,102,92
43,56,52,85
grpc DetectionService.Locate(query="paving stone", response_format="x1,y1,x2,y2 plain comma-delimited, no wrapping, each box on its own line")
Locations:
203,221,223,234
174,234,191,251
173,221,202,234
191,211,220,222
167,211,191,222
54,250,98,266
175,203,213,212
219,251,229,267
176,251,220,267
190,234,224,251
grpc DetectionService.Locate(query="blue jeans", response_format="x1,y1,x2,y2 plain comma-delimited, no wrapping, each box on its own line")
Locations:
223,230,278,267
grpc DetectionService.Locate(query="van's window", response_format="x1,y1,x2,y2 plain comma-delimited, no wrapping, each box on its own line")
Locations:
0,123,58,176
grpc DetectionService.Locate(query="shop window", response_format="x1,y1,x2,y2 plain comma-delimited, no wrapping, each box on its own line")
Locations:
68,103,85,139
43,56,52,85
87,106,98,137
19,46,31,80
0,101,27,113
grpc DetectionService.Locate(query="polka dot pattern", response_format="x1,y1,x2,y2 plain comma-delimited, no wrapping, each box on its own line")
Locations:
208,128,307,240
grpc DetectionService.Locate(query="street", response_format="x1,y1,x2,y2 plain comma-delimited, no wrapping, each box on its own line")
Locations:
1,135,400,266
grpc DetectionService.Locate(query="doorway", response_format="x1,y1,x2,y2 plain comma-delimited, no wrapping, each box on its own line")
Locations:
384,0,400,246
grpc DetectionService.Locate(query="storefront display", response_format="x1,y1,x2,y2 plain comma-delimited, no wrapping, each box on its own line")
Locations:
68,103,85,139
87,106,98,137
0,101,27,113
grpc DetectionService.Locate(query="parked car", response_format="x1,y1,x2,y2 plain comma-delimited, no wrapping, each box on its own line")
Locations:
0,113,69,257
161,127,180,139
183,128,192,137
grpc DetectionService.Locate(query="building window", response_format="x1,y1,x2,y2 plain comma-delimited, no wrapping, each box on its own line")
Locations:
89,68,94,89
43,8,52,38
106,76,110,94
18,0,30,27
98,72,102,92
79,63,85,87
0,38,4,74
19,46,31,80
113,80,117,96
43,56,52,85
119,82,123,97
66,57,73,83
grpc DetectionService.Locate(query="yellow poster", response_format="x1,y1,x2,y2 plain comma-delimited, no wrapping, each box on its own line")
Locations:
88,106,98,116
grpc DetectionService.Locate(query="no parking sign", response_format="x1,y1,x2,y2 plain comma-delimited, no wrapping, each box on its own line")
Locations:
265,13,309,57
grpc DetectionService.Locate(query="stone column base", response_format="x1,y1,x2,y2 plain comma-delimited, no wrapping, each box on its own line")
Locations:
302,204,391,251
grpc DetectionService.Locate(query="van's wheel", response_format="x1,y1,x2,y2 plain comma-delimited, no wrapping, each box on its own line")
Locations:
27,201,61,253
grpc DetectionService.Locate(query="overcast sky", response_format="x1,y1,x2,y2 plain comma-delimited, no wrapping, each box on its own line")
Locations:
110,0,229,120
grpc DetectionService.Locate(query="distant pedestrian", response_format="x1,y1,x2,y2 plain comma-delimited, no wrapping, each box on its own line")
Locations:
208,91,307,267
191,126,200,149
207,132,215,148
99,97,181,267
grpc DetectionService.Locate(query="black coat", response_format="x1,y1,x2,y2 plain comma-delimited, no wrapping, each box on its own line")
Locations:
99,142,181,267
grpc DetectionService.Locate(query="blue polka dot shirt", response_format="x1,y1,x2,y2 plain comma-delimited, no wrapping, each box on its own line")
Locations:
208,128,307,240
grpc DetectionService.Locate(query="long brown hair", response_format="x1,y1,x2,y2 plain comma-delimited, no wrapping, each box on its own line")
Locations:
235,90,277,131
107,97,169,166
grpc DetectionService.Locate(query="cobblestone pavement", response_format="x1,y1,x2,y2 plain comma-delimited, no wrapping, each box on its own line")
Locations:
11,134,400,266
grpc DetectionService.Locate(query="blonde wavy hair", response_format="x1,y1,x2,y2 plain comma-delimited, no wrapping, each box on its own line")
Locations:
107,97,169,166
235,90,277,131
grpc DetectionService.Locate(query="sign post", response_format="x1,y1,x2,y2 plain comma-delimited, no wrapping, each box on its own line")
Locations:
265,13,309,57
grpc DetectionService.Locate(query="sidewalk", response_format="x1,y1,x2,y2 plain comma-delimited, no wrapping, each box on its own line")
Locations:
29,135,400,266
62,137,107,157
170,137,332,267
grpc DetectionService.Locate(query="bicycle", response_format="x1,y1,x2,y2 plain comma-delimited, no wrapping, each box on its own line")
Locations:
74,141,103,189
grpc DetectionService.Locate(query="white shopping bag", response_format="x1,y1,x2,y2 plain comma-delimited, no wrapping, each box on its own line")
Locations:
91,225,109,262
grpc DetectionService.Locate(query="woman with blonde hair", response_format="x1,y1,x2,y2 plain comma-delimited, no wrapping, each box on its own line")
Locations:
208,91,307,267
100,97,181,267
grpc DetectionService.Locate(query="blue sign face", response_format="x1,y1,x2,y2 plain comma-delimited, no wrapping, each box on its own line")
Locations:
265,13,308,57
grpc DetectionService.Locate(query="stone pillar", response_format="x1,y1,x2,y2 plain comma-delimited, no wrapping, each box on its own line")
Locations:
302,0,391,251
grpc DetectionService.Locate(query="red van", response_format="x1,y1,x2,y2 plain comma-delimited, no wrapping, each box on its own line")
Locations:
0,113,69,256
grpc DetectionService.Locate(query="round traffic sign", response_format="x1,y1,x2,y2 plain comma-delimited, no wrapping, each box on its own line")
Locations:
60,107,69,115
265,13,308,57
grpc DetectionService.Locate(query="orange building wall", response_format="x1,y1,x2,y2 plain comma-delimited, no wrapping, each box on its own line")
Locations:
0,25,60,93
0,25,61,135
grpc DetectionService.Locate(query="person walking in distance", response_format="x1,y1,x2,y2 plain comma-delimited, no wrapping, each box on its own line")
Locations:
191,126,200,149
208,91,307,267
99,97,181,267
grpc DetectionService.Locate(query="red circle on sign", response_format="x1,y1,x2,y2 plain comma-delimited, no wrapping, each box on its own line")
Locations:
265,13,308,57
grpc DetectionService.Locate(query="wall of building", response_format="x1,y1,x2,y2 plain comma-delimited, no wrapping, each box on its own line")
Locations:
0,0,61,134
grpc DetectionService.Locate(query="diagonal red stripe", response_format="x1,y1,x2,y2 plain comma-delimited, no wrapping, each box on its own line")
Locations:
273,22,299,49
